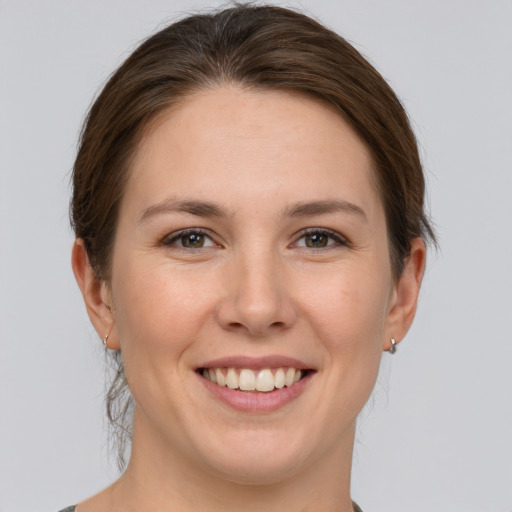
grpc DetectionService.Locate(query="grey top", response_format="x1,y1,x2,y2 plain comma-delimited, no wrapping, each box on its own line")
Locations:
60,502,363,511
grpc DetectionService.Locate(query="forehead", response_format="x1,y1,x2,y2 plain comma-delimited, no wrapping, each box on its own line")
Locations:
123,86,382,221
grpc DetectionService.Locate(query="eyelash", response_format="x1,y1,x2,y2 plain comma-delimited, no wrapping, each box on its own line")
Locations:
162,228,216,249
161,228,348,250
292,228,348,250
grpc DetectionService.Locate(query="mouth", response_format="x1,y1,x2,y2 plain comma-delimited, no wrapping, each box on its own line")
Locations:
195,356,316,412
197,366,312,393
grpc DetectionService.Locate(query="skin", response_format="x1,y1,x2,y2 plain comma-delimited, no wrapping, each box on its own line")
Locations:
72,86,426,512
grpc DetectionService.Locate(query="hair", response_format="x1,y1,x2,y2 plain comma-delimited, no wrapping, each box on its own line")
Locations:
71,3,436,469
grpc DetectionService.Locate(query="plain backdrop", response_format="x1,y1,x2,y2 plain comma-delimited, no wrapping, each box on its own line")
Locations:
1,1,511,511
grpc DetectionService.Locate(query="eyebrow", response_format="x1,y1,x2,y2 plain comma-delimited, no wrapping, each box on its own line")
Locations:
282,199,367,221
138,197,367,223
138,198,225,223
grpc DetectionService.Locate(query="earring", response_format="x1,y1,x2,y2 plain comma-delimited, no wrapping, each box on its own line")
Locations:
103,305,114,349
389,337,397,354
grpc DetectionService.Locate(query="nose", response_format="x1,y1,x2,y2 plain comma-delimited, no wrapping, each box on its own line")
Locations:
215,251,296,336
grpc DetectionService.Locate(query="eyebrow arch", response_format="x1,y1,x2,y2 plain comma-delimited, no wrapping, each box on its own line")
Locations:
138,197,367,223
138,198,226,223
283,199,367,221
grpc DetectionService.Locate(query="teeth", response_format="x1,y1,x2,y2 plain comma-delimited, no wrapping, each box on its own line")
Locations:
274,368,285,389
285,368,295,387
226,368,238,389
239,369,256,391
215,368,226,387
256,369,274,392
202,367,305,392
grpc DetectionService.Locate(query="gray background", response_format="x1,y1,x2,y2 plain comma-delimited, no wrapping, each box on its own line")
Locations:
1,1,511,511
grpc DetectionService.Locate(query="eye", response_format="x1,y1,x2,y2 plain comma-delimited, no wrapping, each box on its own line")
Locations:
293,229,347,249
163,229,217,249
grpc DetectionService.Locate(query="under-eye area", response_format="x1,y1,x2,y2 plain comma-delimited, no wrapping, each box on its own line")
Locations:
197,367,315,392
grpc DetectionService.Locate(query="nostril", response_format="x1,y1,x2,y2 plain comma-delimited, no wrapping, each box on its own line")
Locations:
227,320,288,335
216,294,297,335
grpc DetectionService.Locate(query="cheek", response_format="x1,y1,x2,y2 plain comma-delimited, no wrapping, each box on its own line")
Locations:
298,263,390,401
108,260,214,424
301,264,391,348
110,259,192,377
110,255,226,389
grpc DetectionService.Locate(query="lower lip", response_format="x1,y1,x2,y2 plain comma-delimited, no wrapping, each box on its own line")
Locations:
197,371,314,413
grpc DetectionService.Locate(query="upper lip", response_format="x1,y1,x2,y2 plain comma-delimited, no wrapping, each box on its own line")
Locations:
197,355,313,371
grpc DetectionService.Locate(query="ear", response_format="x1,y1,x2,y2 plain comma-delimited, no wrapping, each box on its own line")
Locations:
71,239,120,350
383,238,426,351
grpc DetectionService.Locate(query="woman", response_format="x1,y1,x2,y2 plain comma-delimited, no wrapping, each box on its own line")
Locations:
66,4,434,511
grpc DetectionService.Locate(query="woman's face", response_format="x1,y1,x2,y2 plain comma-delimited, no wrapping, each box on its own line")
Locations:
101,86,412,483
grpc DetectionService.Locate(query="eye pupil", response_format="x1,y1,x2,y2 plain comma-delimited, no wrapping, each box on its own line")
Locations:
182,233,204,248
306,233,328,248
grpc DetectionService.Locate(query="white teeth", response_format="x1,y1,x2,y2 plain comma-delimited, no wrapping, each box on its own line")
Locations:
285,368,295,387
215,368,226,387
256,369,274,392
239,369,256,391
274,368,285,389
202,367,306,392
226,368,238,389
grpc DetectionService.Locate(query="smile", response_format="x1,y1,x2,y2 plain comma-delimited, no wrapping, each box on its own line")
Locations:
196,356,315,412
201,367,304,392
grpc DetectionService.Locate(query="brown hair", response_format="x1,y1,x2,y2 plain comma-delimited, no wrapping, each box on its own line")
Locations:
71,4,435,468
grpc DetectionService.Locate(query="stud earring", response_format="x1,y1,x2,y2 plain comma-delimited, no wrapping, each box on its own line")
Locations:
389,337,397,354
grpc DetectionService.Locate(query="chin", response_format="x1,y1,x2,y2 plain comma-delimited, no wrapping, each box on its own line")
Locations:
206,453,306,486
195,428,316,485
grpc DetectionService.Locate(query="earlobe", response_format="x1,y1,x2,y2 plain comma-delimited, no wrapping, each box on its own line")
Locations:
71,239,120,349
384,238,426,350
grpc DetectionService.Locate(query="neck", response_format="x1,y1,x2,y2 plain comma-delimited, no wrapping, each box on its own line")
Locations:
103,411,357,512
